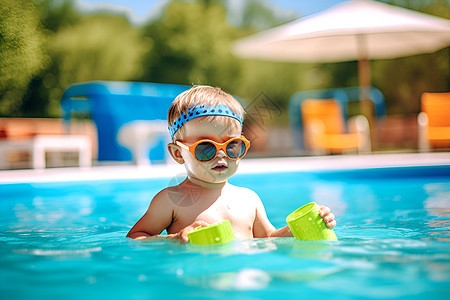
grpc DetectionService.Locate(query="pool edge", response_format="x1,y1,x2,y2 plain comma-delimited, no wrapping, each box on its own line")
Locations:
0,152,448,184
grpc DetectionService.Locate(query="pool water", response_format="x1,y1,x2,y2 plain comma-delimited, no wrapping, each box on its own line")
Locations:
1,165,449,299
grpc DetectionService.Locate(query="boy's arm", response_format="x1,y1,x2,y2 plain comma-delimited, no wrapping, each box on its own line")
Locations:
126,189,174,239
252,191,336,238
128,219,210,243
126,188,210,242
251,192,280,238
268,204,336,237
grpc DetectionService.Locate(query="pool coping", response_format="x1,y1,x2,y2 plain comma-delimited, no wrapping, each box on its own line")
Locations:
0,152,448,184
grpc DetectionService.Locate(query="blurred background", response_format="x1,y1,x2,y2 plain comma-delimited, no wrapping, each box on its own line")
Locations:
0,0,449,168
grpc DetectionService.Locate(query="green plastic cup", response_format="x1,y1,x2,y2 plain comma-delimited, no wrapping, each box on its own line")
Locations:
286,202,337,241
187,220,235,245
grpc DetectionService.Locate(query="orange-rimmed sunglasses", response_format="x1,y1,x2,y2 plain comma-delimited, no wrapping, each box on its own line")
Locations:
176,136,250,163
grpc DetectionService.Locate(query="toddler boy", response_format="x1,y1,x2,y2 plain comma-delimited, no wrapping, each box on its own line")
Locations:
127,86,336,242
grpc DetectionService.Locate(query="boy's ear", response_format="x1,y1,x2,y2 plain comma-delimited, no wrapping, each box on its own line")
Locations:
167,143,185,164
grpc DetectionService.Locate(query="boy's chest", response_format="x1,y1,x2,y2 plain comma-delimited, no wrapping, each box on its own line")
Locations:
196,197,252,223
176,194,254,227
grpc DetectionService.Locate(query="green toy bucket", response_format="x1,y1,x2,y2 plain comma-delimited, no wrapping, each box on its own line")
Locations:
187,220,235,245
286,202,337,241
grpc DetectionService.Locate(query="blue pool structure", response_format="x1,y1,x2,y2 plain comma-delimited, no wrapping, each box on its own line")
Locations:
0,153,449,299
61,81,190,163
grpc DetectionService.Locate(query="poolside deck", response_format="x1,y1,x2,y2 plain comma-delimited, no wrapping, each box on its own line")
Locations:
0,152,448,184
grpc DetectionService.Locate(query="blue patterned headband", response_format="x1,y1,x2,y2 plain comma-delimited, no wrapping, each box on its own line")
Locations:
168,104,243,139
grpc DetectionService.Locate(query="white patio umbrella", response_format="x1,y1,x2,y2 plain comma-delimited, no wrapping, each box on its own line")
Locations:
233,0,450,90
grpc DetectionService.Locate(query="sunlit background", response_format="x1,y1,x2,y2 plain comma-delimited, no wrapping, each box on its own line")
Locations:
0,0,449,168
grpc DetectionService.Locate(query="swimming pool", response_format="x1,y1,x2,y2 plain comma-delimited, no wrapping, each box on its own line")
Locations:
1,154,449,299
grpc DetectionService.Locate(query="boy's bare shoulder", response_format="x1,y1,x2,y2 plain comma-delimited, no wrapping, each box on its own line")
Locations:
151,184,191,208
149,186,179,206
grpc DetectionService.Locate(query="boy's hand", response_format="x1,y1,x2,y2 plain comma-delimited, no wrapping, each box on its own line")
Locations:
318,205,336,228
175,220,210,244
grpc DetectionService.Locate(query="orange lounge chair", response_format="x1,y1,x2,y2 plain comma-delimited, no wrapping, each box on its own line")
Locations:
300,99,371,155
418,92,450,151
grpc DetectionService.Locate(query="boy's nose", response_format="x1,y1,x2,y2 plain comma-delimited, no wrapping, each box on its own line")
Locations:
216,149,227,159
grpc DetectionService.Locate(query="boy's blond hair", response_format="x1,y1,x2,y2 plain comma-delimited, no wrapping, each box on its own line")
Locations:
168,86,245,141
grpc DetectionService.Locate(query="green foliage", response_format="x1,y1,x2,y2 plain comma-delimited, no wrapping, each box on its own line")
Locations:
240,0,297,30
0,0,48,115
37,0,81,32
25,11,150,117
372,49,449,114
381,0,450,18
49,14,149,92
0,0,448,121
139,1,240,91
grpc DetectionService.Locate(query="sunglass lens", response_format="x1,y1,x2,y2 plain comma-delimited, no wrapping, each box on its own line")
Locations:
226,140,246,159
195,142,217,162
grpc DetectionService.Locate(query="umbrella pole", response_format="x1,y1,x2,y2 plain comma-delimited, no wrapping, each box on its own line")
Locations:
356,33,375,150
356,34,371,100
358,57,375,151
358,57,372,115
358,58,371,92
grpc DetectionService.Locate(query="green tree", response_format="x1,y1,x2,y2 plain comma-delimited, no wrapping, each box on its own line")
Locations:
19,0,82,117
139,0,303,123
50,15,149,84
26,13,150,117
0,0,47,115
38,0,81,32
139,0,241,90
